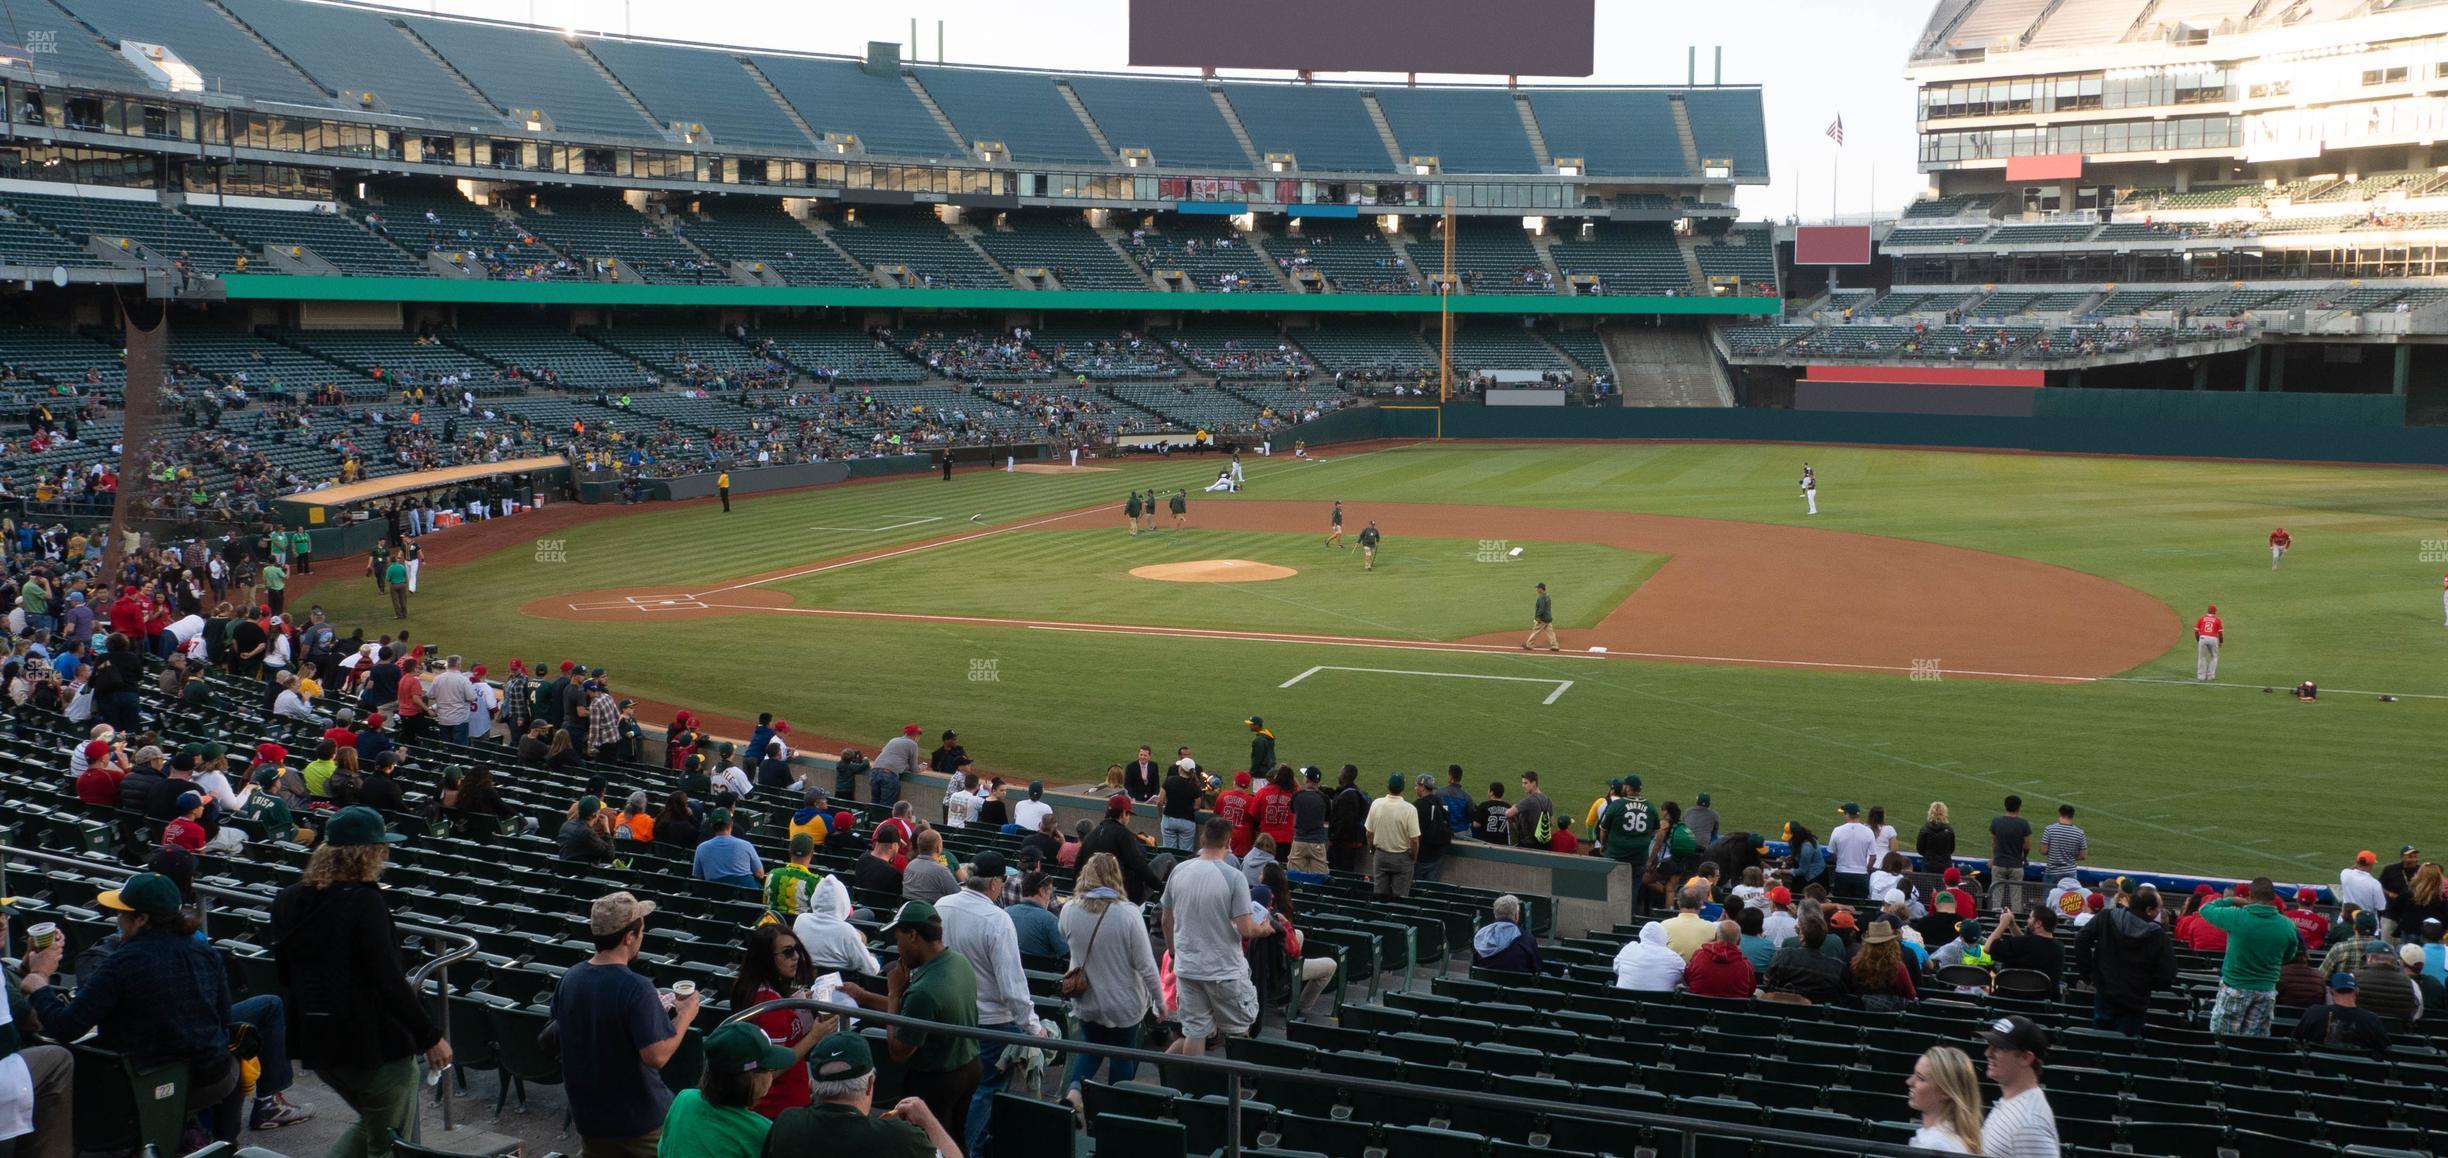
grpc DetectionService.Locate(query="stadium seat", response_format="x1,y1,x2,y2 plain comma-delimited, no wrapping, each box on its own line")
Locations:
991,1091,1080,1155
1384,1124,1489,1158
67,1042,191,1156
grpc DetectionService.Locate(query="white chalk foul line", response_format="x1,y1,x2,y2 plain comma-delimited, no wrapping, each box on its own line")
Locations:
1281,664,1575,704
806,516,945,533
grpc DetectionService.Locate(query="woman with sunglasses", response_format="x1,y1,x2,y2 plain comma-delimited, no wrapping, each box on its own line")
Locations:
728,924,836,1119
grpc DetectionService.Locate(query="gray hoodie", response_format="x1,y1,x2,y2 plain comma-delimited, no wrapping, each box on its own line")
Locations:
1057,891,1162,1029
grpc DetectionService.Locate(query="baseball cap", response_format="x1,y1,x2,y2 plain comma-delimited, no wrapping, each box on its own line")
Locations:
1838,802,1860,815
1623,774,1642,790
2193,883,2218,896
1828,909,1858,929
2404,845,2420,856
2329,972,2359,992
902,724,922,736
1695,792,1711,806
1606,777,1623,789
325,805,407,847
1244,716,1264,727
1176,757,1197,773
1982,1015,2051,1057
705,1021,797,1074
2295,887,2319,904
1236,771,1253,788
809,1032,875,1082
254,741,288,767
174,790,203,812
134,744,163,764
1768,886,1792,906
2402,944,2428,968
1957,919,1983,941
1387,773,1405,793
774,721,792,734
577,795,602,818
885,899,941,932
971,851,1007,880
1303,767,1321,782
788,834,816,856
1416,773,1435,789
2357,850,2377,865
1942,866,1962,885
2356,911,2379,934
2084,892,2107,912
96,872,184,916
1106,793,1132,814
1882,888,1907,905
587,891,656,935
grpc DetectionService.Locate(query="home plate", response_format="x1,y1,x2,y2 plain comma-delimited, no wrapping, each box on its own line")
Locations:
567,595,709,613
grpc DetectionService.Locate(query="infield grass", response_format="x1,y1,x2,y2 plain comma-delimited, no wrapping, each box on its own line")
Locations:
305,442,2448,878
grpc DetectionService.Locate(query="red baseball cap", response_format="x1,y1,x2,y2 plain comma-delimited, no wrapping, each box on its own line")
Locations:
2295,887,2319,904
902,724,922,736
2193,883,2217,896
2084,892,2106,912
82,739,110,761
1828,910,1858,929
774,721,793,734
1234,770,1251,787
1769,886,1793,906
365,711,384,727
1941,866,1961,885
560,661,576,672
1106,793,1132,814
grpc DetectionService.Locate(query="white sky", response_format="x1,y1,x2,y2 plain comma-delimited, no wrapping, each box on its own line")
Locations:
362,0,1935,221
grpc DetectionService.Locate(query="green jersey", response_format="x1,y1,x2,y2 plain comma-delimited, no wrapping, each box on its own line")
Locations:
762,1103,935,1158
895,950,980,1074
763,863,824,918
1598,796,1658,864
1125,493,1143,517
1534,592,1553,622
1169,492,1185,514
262,564,284,591
1357,526,1379,548
290,531,312,555
656,1089,770,1158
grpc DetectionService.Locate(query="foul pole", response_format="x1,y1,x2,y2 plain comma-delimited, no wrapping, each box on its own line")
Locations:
1439,196,1455,403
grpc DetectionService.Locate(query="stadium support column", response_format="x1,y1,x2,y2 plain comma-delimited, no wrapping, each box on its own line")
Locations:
104,299,168,581
2243,346,2263,392
2393,346,2412,396
2266,346,2286,392
2191,360,2209,391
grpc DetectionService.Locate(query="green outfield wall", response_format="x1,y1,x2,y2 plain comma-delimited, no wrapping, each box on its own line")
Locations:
1298,391,2448,465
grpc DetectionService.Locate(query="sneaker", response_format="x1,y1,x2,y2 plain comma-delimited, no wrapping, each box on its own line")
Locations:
251,1096,316,1130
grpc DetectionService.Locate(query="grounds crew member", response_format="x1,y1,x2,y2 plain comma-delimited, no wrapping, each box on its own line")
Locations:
1125,490,1143,536
1525,581,1560,651
1357,521,1380,571
717,469,731,512
1245,716,1276,783
1170,489,1187,529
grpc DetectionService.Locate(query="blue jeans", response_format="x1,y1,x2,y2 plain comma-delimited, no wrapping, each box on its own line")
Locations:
2093,992,2148,1038
1062,1020,1140,1092
232,994,294,1099
966,1020,1017,1158
871,771,901,808
1414,856,1442,884
1160,816,1197,852
1832,872,1871,901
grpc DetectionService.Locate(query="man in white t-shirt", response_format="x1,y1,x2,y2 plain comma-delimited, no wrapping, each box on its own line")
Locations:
1829,802,1876,900
1011,781,1054,835
1980,1016,2060,1158
1162,818,1275,1057
427,655,476,743
942,784,981,829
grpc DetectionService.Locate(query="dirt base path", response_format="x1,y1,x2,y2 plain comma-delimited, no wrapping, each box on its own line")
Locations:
527,499,2177,683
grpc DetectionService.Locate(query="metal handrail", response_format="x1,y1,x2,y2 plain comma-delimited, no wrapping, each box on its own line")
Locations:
0,842,479,1141
724,996,1938,1158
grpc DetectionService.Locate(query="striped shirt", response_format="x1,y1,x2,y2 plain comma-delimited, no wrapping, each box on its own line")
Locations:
1981,1088,2059,1158
2040,821,2087,880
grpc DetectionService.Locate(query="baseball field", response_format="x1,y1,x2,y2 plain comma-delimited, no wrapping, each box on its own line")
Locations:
303,440,2448,880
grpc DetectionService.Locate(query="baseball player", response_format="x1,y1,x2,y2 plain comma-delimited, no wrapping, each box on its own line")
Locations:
1123,489,1143,536
1139,490,1156,533
2269,527,2290,570
1357,521,1381,571
1294,439,1310,460
2193,603,2224,681
1525,581,1560,651
1800,464,1819,516
1169,489,1187,529
1204,468,1234,493
1326,501,1344,549
1229,450,1246,489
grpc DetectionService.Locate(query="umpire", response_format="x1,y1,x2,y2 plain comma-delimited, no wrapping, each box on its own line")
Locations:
1525,581,1560,651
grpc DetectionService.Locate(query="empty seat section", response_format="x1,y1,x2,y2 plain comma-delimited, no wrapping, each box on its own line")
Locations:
583,38,810,150
54,0,330,106
362,185,573,279
221,0,501,125
749,55,956,160
824,209,1005,288
1218,84,1390,172
1527,90,1685,177
1439,219,1548,294
442,326,650,393
186,204,427,277
1276,219,1418,293
913,67,1106,165
1551,223,1688,295
1370,88,1537,174
1123,221,1275,292
513,195,720,284
1063,75,1248,170
1027,323,1181,380
676,202,867,287
753,324,927,384
404,16,660,139
971,214,1147,290
1682,89,1770,181
4,192,245,273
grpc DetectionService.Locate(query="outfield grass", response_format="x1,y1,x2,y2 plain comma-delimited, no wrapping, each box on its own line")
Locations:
307,443,2448,878
771,529,1660,639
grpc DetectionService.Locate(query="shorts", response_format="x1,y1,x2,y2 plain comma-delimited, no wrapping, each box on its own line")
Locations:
1175,974,1259,1040
2210,985,2276,1037
1287,841,1329,873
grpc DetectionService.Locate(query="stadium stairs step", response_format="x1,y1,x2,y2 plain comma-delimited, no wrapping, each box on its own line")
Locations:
1669,93,1703,176
1208,85,1267,169
903,72,973,153
1513,92,1554,170
738,57,825,148
1053,78,1118,161
1358,91,1408,170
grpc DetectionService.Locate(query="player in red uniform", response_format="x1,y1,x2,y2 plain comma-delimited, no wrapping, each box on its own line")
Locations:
2269,527,2291,570
2193,604,2224,681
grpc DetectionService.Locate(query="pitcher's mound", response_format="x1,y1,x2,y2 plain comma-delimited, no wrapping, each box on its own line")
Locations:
1131,559,1297,583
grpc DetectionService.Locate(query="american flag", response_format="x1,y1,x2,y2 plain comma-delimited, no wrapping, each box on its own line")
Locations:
1826,116,1845,146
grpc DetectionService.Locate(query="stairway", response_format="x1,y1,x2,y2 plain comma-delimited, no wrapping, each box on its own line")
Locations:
1526,229,1565,288
1514,93,1553,170
801,218,882,287
945,220,1025,289
1676,238,1708,295
903,74,971,154
1380,228,1430,286
1053,80,1117,162
739,58,824,148
1092,223,1162,290
573,41,665,136
1209,86,1265,169
204,0,331,96
1669,95,1702,178
1359,91,1408,169
390,20,502,114
1601,327,1734,407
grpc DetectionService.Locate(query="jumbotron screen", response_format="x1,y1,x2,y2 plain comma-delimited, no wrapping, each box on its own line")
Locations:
1129,0,1595,77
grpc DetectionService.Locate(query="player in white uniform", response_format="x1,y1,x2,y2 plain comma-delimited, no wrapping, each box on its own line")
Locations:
2440,572,2446,626
1205,469,1235,493
1800,465,1818,516
1229,450,1246,488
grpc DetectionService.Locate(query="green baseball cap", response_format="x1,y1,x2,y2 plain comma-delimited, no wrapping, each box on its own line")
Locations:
1386,773,1405,793
704,1021,797,1075
808,1032,874,1082
325,805,407,847
788,833,816,856
886,899,941,931
96,872,184,917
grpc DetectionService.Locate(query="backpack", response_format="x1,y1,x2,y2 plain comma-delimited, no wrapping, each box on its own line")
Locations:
1442,793,1469,835
1530,808,1556,846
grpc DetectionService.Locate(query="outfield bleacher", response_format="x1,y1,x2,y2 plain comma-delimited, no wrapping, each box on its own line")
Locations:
1294,322,1437,379
4,191,247,274
1108,381,1264,428
1217,83,1392,172
402,14,661,140
675,201,869,287
1277,219,1419,294
441,326,653,393
825,208,1007,289
1124,220,1277,293
971,214,1148,291
1372,87,1538,175
914,67,1108,166
514,195,722,285
1161,321,1313,379
1063,75,1249,171
1552,223,1691,296
186,203,429,277
1693,225,1777,293
582,37,814,151
1443,218,1551,295
755,324,929,384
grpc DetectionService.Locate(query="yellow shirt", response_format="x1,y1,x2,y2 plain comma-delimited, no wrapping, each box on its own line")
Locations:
1366,793,1421,854
717,473,730,488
